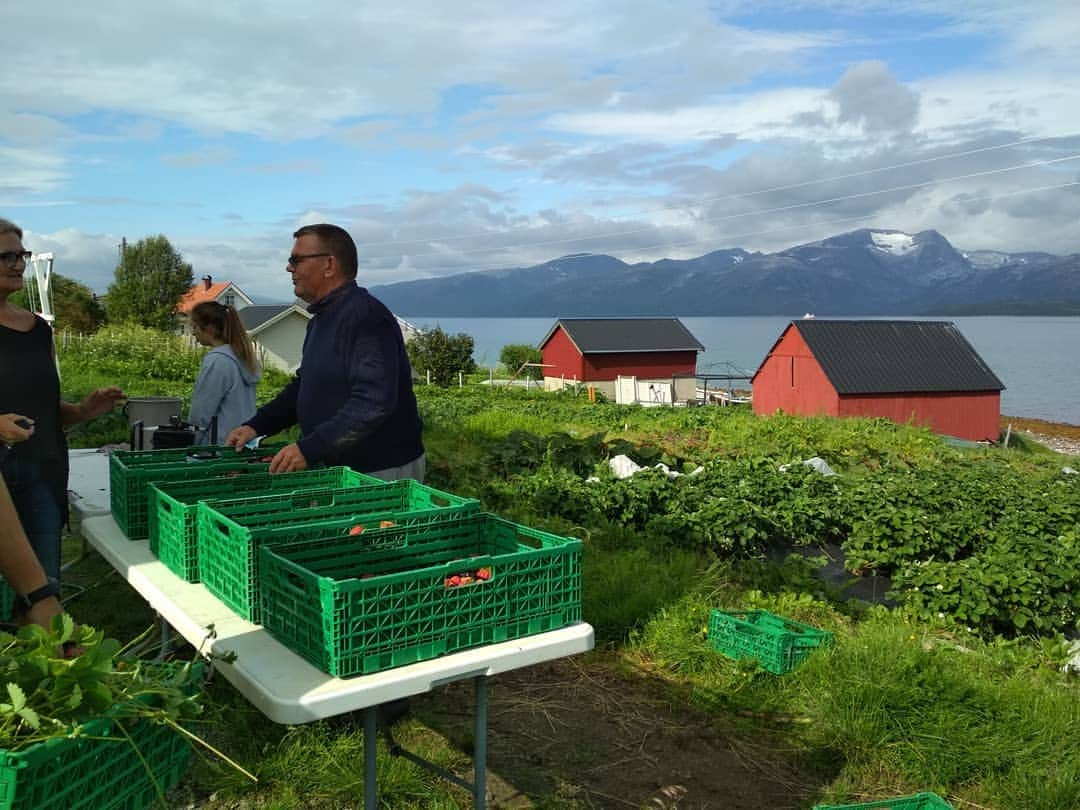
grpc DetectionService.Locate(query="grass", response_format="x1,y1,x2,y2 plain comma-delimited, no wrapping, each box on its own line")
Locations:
50,328,1080,808
628,570,1079,809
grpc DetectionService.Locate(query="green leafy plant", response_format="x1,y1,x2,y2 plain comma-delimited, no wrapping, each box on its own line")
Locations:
0,615,201,751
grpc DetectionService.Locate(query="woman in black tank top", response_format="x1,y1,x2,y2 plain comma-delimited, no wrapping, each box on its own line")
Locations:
0,218,126,592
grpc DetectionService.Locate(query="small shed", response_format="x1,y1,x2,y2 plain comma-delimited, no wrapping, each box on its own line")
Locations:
751,319,1005,441
539,318,704,404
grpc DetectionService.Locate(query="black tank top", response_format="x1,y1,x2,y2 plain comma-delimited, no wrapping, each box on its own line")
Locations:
0,315,67,513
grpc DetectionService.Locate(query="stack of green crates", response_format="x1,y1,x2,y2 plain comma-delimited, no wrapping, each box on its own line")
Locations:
813,792,953,809
708,609,832,674
148,466,381,582
197,480,480,622
257,511,583,677
109,444,283,540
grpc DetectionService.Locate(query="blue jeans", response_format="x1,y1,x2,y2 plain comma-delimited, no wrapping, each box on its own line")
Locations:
2,464,64,582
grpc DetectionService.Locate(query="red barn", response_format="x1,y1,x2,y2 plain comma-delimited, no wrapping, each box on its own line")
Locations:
539,318,704,404
751,320,1005,441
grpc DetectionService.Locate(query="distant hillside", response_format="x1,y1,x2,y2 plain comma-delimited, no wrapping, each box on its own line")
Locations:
371,229,1080,316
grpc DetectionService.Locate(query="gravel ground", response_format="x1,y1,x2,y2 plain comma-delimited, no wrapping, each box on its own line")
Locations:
1020,432,1080,457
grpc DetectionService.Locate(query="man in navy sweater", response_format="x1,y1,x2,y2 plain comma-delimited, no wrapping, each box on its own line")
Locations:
225,223,425,481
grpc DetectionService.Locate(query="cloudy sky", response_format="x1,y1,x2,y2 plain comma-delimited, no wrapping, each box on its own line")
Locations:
5,1,1080,302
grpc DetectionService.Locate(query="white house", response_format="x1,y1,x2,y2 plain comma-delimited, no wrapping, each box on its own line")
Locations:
239,302,422,374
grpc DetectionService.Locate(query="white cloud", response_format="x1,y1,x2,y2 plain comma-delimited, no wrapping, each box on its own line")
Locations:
0,146,68,196
3,1,1079,287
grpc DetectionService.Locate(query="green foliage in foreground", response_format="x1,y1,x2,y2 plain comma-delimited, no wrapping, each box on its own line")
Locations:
0,615,202,751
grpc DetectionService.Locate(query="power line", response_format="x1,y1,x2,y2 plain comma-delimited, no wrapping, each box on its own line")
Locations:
366,154,1080,262
358,131,1080,249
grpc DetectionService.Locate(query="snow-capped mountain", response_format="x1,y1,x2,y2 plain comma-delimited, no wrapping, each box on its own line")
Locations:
372,229,1080,316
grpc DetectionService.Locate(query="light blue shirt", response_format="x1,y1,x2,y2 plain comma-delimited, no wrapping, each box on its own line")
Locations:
189,345,261,445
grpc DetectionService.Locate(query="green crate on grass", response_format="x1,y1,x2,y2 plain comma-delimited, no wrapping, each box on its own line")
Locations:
708,609,833,675
813,792,953,809
109,443,283,540
197,480,480,622
0,663,202,810
258,512,582,676
149,466,381,582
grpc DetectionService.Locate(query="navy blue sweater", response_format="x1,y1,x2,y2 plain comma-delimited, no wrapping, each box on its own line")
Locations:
246,282,424,472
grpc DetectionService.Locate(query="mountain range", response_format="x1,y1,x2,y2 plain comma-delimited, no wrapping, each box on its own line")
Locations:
370,228,1080,316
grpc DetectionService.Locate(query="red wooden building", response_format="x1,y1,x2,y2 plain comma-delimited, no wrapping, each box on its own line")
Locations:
539,318,704,403
751,320,1005,441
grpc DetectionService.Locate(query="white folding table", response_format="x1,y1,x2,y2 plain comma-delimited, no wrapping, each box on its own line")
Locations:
67,448,113,520
72,453,594,809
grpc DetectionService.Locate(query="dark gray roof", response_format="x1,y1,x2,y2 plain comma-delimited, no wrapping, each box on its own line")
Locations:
540,318,704,354
789,320,1005,394
237,305,298,331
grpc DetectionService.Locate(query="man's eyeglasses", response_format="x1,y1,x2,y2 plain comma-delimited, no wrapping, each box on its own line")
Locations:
0,251,31,266
287,253,330,267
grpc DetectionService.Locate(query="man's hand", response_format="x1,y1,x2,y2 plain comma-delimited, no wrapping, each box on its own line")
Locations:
78,387,126,421
0,413,34,445
225,425,257,450
269,443,309,473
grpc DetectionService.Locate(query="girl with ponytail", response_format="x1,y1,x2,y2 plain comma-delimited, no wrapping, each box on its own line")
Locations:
188,301,262,444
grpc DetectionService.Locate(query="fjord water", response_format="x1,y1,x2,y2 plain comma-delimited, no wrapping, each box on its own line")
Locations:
402,315,1080,426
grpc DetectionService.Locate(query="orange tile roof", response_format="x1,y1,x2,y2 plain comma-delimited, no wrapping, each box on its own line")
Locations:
177,281,232,314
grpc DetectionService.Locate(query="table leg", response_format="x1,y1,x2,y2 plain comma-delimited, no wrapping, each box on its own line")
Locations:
365,705,378,809
474,675,487,808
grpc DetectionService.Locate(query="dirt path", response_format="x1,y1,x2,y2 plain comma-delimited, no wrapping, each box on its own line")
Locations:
414,654,823,809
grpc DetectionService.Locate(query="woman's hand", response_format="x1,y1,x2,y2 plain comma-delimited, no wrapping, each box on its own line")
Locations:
0,413,34,445
77,387,126,421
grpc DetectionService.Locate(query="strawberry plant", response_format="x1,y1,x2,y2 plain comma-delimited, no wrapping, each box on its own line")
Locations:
0,615,203,751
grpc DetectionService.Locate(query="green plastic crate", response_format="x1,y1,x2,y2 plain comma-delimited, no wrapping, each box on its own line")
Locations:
0,581,13,623
109,443,283,540
149,466,381,582
813,792,953,809
197,480,480,622
708,609,833,674
258,512,583,676
0,664,201,810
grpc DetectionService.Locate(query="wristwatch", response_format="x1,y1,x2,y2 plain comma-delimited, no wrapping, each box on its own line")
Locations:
17,578,60,611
